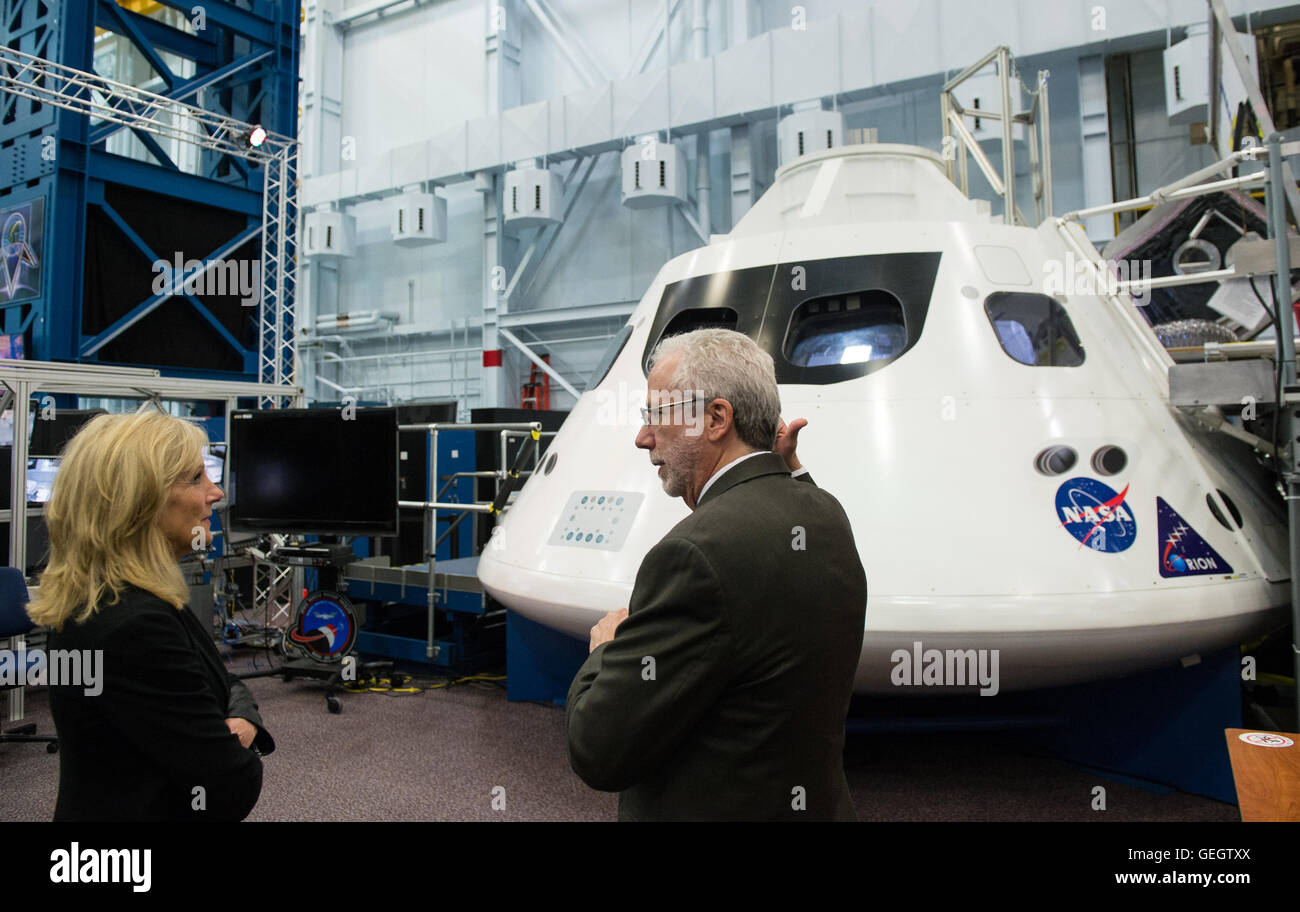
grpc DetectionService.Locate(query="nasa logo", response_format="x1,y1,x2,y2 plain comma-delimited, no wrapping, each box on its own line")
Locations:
1055,477,1136,552
1156,498,1233,578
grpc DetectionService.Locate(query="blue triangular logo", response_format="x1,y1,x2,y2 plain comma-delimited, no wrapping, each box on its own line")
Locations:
1156,498,1233,578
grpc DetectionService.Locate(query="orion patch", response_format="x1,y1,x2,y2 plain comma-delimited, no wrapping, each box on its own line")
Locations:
1056,477,1137,553
1157,497,1233,577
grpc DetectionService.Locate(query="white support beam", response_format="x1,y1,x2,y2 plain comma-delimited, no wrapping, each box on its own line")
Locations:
0,362,301,401
334,0,426,28
480,0,523,409
728,0,756,46
1077,56,1111,240
524,0,606,85
676,201,709,245
486,0,522,111
503,154,597,302
480,171,503,408
511,154,602,307
300,1,345,368
499,300,637,328
629,0,685,76
947,110,1005,197
729,123,755,226
499,328,582,398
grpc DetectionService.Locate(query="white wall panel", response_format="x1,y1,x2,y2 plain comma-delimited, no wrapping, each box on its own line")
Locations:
870,0,942,84
502,100,552,162
565,84,614,148
669,56,715,125
714,31,771,114
614,69,671,138
466,116,503,172
390,140,431,189
838,9,873,92
340,0,485,152
427,124,469,179
771,14,840,105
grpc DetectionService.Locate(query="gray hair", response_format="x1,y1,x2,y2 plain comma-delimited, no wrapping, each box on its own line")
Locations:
648,328,782,450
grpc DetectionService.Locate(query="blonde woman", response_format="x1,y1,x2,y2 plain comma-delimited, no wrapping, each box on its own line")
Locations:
28,410,273,821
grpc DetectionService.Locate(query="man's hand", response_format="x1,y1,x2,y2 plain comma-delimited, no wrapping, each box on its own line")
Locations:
589,608,628,653
774,417,807,472
225,717,257,749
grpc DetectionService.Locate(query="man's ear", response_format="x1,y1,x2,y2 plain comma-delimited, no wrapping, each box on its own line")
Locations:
707,398,734,443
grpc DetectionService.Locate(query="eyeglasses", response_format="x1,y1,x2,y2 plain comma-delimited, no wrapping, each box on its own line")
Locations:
640,395,707,425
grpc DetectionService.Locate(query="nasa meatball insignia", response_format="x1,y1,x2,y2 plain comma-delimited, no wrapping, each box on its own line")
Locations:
1055,477,1137,553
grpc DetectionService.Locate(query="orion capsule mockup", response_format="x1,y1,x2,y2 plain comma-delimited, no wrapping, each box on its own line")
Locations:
477,143,1289,693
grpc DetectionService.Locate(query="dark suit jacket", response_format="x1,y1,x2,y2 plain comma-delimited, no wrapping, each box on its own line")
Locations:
47,584,274,821
567,452,867,821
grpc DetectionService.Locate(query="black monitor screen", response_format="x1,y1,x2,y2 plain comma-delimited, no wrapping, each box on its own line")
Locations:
228,408,398,536
30,409,107,457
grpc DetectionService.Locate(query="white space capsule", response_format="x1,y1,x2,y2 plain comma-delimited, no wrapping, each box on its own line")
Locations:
477,143,1289,693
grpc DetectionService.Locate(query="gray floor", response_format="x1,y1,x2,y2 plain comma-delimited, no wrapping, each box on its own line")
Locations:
0,648,1240,822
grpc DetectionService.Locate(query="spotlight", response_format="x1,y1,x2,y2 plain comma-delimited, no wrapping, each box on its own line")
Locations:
247,125,267,148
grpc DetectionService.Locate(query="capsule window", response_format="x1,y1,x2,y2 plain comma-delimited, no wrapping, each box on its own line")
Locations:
784,291,906,368
1207,489,1244,530
1218,489,1243,528
659,307,739,339
985,292,1085,367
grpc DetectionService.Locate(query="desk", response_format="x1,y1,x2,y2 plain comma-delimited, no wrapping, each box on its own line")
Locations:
1224,728,1300,821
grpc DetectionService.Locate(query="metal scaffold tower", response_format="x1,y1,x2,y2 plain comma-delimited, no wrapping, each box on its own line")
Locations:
0,0,299,388
0,42,299,396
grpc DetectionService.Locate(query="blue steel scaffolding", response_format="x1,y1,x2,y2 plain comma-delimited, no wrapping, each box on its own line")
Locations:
0,0,300,381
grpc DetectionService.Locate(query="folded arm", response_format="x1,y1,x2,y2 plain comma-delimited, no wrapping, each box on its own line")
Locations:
101,611,264,820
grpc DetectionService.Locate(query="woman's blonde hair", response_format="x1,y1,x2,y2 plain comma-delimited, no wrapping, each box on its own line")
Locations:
27,410,208,630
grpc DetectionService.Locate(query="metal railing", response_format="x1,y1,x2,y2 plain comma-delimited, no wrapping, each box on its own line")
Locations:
396,420,553,659
940,46,1052,226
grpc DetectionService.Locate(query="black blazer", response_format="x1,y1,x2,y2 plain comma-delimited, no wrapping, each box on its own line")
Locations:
46,584,273,821
567,452,868,820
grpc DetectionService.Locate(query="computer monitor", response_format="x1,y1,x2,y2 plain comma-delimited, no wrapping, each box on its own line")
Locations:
227,407,398,536
29,408,106,457
25,457,60,503
203,444,226,487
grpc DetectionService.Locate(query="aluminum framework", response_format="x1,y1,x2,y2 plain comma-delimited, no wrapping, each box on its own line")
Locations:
0,45,300,406
1053,146,1273,373
0,359,302,571
941,46,1053,226
0,45,294,163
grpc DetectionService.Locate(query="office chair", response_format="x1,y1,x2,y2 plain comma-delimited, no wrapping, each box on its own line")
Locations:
0,566,58,753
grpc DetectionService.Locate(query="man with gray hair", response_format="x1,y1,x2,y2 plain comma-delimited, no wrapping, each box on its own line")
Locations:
566,327,868,820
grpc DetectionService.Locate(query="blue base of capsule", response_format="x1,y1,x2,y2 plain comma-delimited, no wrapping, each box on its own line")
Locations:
506,610,587,705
